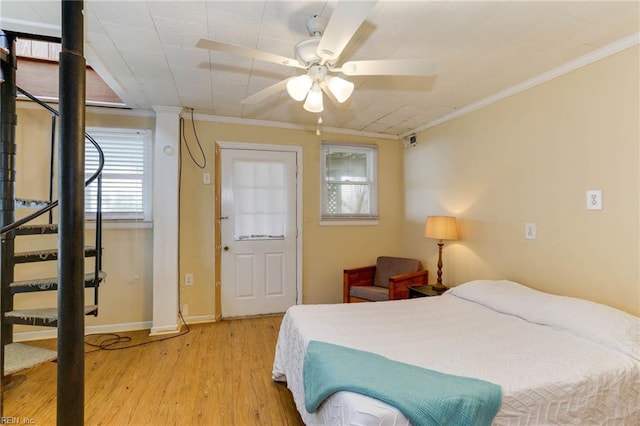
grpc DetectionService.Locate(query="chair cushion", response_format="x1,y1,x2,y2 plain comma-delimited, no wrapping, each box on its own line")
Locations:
350,285,389,302
374,256,422,289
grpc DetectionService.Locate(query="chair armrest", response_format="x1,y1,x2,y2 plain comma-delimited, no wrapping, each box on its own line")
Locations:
388,270,428,300
343,265,376,302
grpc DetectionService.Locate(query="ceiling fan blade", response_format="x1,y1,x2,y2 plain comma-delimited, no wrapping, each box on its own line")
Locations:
197,38,305,69
240,78,292,104
316,1,377,63
340,58,438,76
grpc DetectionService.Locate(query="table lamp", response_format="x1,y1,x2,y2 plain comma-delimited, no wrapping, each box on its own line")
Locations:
424,216,458,291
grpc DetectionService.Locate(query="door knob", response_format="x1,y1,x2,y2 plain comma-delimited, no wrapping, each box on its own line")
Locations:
223,246,229,251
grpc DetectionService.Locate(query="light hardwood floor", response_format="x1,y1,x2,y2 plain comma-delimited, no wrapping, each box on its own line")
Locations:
4,315,304,425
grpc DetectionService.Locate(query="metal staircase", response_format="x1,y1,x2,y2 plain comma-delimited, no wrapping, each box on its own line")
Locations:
0,29,105,389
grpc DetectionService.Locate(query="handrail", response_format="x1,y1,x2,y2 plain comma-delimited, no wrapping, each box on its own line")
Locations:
0,86,105,235
48,114,56,224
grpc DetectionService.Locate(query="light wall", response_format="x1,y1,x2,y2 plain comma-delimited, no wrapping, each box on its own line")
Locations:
13,104,155,335
403,46,639,315
178,121,404,318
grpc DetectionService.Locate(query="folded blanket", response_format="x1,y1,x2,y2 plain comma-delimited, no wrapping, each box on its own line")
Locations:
303,340,502,426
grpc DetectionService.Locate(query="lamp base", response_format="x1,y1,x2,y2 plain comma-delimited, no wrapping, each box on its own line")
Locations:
430,284,448,295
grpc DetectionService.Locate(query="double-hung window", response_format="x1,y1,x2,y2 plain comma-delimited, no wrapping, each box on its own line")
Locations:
85,127,152,222
321,142,378,222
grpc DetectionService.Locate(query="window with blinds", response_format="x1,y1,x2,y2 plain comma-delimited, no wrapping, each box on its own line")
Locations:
85,128,152,221
320,143,378,221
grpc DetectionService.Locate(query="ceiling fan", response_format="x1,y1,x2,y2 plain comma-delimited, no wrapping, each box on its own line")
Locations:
196,1,437,114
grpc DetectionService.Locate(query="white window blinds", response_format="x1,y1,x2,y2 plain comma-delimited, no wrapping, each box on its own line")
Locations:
85,128,152,221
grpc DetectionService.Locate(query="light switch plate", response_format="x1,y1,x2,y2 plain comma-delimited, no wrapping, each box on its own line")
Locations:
586,190,602,210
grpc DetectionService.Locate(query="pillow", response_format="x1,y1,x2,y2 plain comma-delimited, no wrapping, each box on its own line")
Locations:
448,280,640,360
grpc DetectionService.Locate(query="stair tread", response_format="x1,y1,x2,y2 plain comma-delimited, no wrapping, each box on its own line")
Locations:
4,343,57,375
15,198,51,208
6,306,98,320
15,246,96,256
13,247,97,264
15,224,59,234
10,271,106,289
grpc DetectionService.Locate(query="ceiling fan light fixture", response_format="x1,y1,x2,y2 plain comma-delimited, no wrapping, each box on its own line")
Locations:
286,74,313,101
303,84,324,113
327,76,354,103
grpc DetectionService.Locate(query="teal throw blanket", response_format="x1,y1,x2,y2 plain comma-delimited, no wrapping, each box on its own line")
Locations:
303,341,502,426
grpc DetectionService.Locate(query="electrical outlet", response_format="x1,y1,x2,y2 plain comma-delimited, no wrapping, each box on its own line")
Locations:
203,173,211,185
185,273,193,286
586,189,602,210
525,223,536,240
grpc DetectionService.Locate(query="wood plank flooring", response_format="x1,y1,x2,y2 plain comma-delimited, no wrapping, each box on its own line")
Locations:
4,315,304,425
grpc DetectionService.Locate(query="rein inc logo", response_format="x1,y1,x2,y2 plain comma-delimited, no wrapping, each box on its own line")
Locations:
0,418,35,424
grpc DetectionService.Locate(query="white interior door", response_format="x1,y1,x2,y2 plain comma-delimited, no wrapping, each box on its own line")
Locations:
220,147,298,318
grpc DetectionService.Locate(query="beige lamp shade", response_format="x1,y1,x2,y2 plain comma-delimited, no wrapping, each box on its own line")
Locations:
424,216,458,240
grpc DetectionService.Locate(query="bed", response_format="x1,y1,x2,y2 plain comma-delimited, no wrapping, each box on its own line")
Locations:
272,280,640,425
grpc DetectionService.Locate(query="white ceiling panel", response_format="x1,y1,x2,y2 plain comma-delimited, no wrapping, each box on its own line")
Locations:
0,2,41,22
147,1,208,25
163,45,210,70
2,0,638,137
88,1,156,30
153,16,208,47
101,22,163,53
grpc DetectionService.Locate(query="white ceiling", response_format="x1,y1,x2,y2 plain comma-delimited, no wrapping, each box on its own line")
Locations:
1,1,639,138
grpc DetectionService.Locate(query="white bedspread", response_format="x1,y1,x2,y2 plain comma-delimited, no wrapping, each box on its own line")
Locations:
273,286,640,425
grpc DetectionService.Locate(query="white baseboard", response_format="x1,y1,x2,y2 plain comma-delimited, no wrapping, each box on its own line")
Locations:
13,316,217,342
14,321,153,342
182,314,216,325
149,323,181,336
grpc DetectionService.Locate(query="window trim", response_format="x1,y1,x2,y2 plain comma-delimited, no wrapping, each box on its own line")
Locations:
320,142,378,225
85,127,153,224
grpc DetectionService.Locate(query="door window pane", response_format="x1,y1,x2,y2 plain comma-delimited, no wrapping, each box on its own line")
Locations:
233,160,287,240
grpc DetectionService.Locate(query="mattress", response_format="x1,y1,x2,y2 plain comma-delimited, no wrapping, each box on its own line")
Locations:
272,280,640,425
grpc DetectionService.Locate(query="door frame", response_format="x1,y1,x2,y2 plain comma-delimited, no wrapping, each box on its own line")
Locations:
215,141,302,319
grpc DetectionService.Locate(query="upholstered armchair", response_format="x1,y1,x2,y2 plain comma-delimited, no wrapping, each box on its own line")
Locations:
343,256,428,303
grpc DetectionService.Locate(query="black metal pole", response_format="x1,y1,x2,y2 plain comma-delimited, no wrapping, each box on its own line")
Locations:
0,29,17,415
57,1,86,424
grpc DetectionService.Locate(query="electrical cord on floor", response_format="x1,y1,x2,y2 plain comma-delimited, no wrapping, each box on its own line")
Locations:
83,311,190,353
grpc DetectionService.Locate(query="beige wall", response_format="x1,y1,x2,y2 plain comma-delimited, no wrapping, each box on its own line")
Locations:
403,46,639,315
179,122,405,318
13,104,155,334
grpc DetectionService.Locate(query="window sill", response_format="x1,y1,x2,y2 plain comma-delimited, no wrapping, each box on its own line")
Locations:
320,219,379,226
85,220,152,230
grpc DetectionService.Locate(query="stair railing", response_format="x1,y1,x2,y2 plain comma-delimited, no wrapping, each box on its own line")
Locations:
0,86,105,294
48,114,56,225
